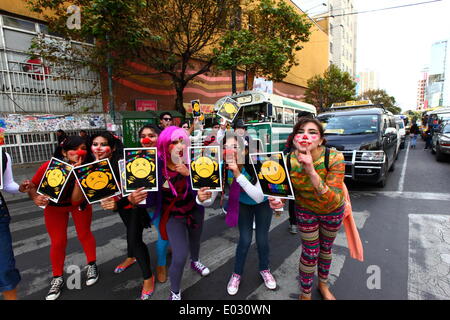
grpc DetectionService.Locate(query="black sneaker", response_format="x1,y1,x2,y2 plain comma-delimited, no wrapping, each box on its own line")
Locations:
46,276,64,300
86,263,99,286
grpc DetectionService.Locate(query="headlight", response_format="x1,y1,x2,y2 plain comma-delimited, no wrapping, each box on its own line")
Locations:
361,151,384,161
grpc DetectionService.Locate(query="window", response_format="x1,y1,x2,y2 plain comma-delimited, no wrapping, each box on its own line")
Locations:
284,108,294,125
273,106,283,123
3,16,36,32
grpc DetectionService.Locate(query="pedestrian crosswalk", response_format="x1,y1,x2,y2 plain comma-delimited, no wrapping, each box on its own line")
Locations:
7,199,388,300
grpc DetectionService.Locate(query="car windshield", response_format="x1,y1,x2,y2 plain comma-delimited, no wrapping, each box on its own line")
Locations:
443,124,450,133
318,114,379,135
242,103,267,123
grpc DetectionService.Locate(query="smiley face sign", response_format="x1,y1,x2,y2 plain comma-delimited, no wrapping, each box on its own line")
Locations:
37,158,74,203
191,100,201,117
73,159,121,204
124,147,158,192
189,146,222,191
250,152,294,199
217,97,241,123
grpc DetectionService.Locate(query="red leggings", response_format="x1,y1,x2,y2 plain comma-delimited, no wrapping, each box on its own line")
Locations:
44,204,96,276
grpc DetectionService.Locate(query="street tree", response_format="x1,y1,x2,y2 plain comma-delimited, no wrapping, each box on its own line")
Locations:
304,64,356,113
358,89,401,114
214,0,312,91
27,0,239,115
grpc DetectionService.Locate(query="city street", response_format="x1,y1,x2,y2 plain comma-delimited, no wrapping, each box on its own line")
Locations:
6,137,450,300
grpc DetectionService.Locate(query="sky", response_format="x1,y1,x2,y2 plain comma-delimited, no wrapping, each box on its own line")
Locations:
293,0,450,112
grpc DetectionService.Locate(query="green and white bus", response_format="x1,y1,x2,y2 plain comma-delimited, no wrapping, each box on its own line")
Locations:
213,91,317,152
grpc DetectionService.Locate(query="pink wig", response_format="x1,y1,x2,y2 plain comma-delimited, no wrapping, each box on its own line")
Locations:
157,126,190,197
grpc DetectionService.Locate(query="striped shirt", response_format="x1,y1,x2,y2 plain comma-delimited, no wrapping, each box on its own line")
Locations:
289,147,345,214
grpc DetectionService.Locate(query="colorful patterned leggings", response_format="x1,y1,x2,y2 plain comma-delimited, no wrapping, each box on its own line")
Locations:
296,204,345,297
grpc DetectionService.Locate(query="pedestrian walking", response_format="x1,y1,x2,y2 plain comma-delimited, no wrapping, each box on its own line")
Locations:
424,127,432,150
270,118,346,300
0,150,32,300
409,121,420,149
148,126,210,300
199,132,277,296
28,136,98,300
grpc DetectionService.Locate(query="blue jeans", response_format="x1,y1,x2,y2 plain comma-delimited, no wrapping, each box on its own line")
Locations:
234,201,272,275
149,211,169,267
0,215,21,292
410,134,418,147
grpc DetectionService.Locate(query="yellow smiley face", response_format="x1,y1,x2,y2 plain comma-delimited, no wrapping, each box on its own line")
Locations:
85,171,111,190
192,156,217,178
46,169,65,187
260,160,286,184
223,102,237,114
193,102,200,112
129,158,152,179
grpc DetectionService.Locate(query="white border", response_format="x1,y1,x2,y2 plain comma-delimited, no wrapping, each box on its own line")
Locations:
118,159,130,197
249,151,295,200
36,157,74,203
188,145,223,191
217,97,241,123
123,147,158,193
73,158,121,204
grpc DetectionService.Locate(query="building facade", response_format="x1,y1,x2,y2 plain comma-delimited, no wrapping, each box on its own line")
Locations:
356,70,379,96
426,40,449,108
416,69,428,110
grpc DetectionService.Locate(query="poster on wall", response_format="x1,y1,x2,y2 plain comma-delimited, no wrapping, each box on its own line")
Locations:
73,159,121,204
36,158,74,203
123,148,158,193
249,152,294,199
216,97,241,123
188,146,222,191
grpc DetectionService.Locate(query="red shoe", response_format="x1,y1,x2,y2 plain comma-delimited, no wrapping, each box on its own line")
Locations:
114,258,137,274
140,276,155,300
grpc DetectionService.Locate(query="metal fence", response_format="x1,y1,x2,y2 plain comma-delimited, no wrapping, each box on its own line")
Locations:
2,129,104,165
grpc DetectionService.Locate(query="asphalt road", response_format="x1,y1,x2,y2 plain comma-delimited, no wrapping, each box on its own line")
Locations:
4,137,450,301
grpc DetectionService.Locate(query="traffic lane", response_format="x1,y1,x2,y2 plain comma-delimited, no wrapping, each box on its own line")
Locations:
334,192,450,300
402,138,450,194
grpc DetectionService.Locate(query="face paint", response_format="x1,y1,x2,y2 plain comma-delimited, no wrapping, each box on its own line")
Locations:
141,137,151,145
77,149,87,157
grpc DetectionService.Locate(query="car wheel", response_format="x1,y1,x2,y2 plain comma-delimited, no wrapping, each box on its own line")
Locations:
436,146,446,162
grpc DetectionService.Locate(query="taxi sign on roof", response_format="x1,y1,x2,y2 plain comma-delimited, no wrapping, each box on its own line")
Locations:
331,100,373,108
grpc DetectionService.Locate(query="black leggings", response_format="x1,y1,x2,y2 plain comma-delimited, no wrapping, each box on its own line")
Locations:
288,199,296,225
118,208,152,280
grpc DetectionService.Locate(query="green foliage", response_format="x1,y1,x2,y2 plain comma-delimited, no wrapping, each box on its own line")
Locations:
214,0,312,82
358,89,401,115
304,64,357,113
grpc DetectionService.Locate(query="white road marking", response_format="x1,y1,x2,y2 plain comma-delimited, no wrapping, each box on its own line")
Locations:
398,140,410,192
408,214,450,300
353,191,450,201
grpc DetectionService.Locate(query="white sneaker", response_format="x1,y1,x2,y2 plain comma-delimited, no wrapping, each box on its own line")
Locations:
45,276,64,300
227,273,241,296
86,263,99,286
169,290,181,300
191,260,210,276
260,270,276,290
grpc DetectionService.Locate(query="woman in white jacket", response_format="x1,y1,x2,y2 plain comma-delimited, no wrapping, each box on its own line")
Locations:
197,132,277,296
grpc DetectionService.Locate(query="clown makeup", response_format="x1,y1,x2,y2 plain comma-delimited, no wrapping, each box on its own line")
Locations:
294,122,323,153
92,136,112,160
64,144,87,164
169,138,186,165
140,128,158,148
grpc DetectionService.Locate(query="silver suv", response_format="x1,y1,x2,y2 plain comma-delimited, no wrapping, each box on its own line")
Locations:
431,122,450,161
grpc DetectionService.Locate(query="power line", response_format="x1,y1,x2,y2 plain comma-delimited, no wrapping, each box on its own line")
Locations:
318,0,442,18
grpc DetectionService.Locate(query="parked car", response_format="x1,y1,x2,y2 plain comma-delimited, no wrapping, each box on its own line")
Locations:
431,122,450,161
394,116,406,149
317,101,398,188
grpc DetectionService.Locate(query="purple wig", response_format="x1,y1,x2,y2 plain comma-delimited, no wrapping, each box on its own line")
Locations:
157,126,190,197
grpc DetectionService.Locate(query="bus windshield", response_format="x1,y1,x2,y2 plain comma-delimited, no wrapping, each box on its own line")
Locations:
242,103,267,123
318,114,380,135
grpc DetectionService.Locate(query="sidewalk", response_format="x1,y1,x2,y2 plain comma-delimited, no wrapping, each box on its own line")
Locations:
2,162,45,203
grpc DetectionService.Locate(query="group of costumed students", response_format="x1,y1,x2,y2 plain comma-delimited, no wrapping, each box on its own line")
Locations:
1,116,357,301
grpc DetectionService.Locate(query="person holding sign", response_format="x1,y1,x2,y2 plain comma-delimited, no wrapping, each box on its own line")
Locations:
148,126,210,301
28,136,98,300
197,132,277,296
270,118,345,300
91,131,156,300
0,150,32,300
